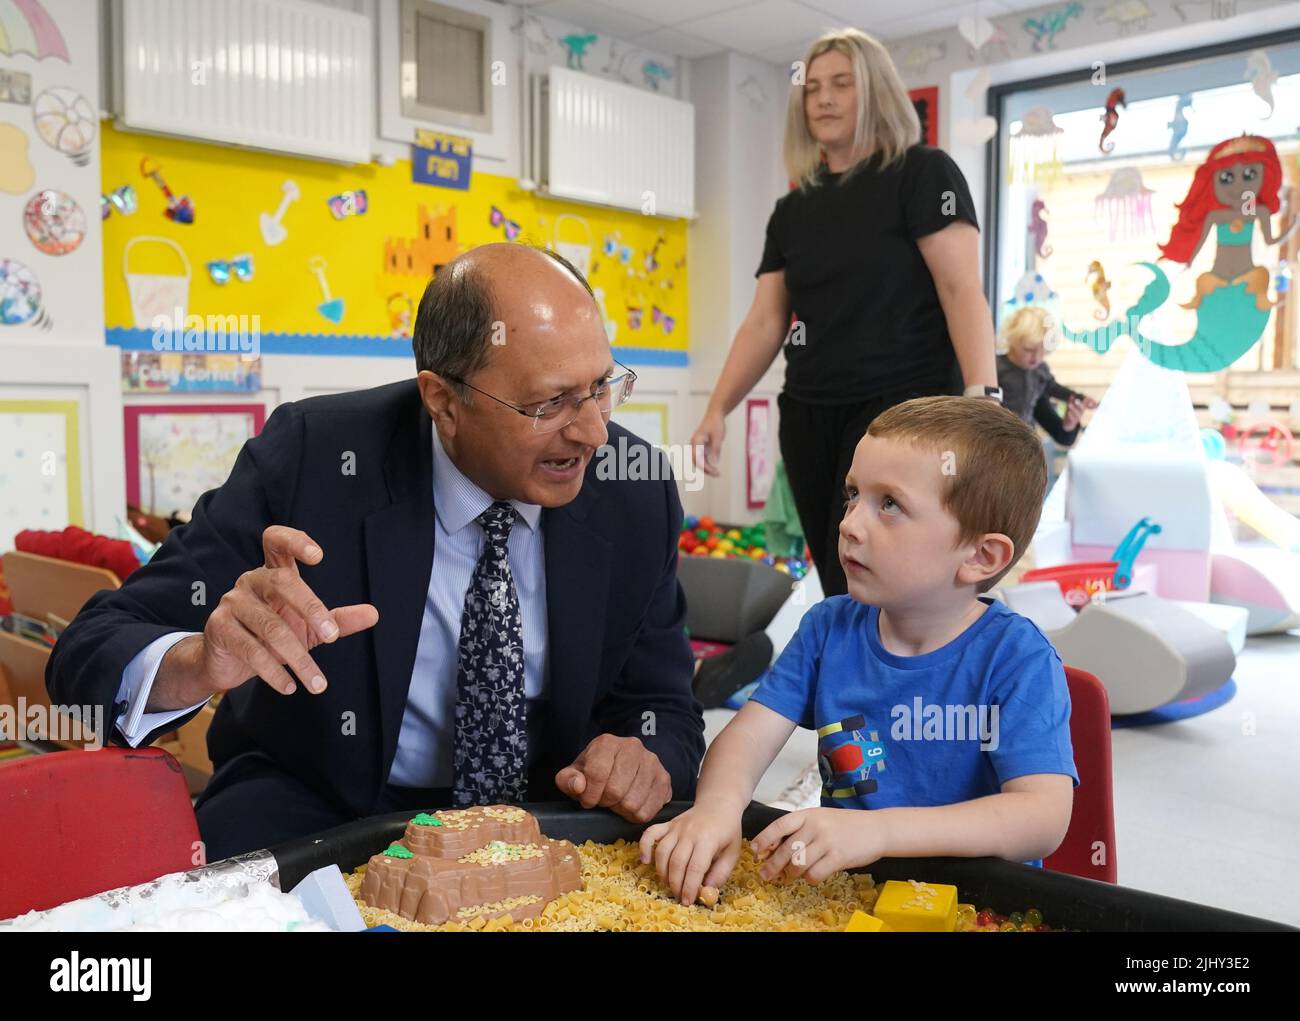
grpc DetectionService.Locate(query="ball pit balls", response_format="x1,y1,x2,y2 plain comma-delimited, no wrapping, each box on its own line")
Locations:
677,522,809,578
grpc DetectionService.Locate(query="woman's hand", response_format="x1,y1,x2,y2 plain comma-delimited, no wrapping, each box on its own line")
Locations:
690,409,726,478
750,808,887,885
639,802,743,905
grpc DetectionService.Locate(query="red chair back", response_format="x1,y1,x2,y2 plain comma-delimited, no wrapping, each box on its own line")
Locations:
0,746,201,918
1044,666,1117,883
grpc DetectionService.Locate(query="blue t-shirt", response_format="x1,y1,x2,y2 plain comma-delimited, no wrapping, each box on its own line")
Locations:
752,596,1078,816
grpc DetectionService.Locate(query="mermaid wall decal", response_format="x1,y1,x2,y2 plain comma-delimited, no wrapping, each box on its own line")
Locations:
1062,134,1296,372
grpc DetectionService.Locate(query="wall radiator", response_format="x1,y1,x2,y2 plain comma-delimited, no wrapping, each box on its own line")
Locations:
529,66,694,219
112,0,372,164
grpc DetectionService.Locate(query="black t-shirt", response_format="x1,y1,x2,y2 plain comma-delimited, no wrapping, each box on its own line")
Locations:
756,145,979,404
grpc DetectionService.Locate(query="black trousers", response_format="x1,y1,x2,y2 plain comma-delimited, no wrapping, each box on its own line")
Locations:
777,385,949,597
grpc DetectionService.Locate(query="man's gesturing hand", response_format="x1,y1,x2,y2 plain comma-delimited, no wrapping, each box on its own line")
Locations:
167,526,379,703
555,734,672,824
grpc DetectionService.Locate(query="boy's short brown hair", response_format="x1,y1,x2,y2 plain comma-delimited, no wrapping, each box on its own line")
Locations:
866,396,1047,591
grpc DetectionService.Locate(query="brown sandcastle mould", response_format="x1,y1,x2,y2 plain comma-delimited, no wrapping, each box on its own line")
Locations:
358,805,583,925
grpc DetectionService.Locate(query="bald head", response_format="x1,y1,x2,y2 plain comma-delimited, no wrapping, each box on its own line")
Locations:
455,241,594,295
412,242,597,385
413,242,616,508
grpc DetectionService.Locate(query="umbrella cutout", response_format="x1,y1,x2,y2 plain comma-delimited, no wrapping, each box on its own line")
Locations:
1095,167,1155,242
1008,106,1062,184
0,0,70,61
308,256,345,324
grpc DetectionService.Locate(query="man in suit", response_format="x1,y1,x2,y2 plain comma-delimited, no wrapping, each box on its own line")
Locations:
47,244,705,861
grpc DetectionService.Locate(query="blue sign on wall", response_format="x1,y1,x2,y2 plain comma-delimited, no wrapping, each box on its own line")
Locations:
411,131,472,190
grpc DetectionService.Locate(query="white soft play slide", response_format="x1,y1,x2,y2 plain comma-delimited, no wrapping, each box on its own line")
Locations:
1209,460,1300,554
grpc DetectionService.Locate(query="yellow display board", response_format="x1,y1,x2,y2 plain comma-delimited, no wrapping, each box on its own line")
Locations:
100,123,687,361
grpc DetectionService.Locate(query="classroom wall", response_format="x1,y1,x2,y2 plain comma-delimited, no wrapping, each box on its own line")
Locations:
6,0,733,548
1,0,124,551
0,0,104,345
684,51,789,524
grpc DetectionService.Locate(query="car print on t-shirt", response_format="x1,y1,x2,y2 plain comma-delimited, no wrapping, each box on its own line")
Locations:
817,715,887,800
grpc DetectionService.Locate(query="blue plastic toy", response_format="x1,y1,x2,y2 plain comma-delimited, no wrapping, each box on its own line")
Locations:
1110,516,1162,589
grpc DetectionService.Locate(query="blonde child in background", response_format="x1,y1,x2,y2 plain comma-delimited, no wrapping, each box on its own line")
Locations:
639,397,1077,906
996,307,1098,448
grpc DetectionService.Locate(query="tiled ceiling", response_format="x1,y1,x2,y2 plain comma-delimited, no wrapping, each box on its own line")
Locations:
512,0,1054,65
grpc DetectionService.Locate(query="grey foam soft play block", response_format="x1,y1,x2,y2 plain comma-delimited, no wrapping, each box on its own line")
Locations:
999,582,1236,716
678,556,796,644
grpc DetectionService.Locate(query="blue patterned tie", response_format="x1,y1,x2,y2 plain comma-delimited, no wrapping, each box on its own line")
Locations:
453,500,528,806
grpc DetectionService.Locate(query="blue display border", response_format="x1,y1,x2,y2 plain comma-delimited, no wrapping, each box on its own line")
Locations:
106,328,688,366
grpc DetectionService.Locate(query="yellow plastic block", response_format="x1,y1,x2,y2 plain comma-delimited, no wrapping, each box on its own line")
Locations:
870,879,958,932
844,910,890,932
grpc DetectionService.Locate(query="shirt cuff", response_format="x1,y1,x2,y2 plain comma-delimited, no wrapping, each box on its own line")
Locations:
114,631,208,747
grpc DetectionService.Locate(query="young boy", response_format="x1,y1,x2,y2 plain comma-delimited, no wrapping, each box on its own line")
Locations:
640,397,1077,906
997,306,1098,447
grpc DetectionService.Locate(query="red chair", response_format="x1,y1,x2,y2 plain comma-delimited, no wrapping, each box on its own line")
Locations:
0,746,201,919
1044,666,1118,883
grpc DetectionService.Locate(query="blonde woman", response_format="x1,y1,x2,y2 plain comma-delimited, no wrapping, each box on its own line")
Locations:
690,29,1000,597
696,27,998,598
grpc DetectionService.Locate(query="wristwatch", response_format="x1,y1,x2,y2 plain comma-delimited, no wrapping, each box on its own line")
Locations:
963,385,1004,403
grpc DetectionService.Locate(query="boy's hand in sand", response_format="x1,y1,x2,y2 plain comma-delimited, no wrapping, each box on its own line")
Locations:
750,808,887,885
639,802,743,906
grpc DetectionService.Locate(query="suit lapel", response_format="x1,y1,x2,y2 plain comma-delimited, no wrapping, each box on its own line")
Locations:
543,481,611,763
365,397,435,776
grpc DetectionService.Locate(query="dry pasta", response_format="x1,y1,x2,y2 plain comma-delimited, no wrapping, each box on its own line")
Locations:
345,836,1054,932
345,837,879,932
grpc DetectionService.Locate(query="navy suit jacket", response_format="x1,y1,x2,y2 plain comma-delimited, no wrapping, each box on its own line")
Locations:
47,380,705,817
